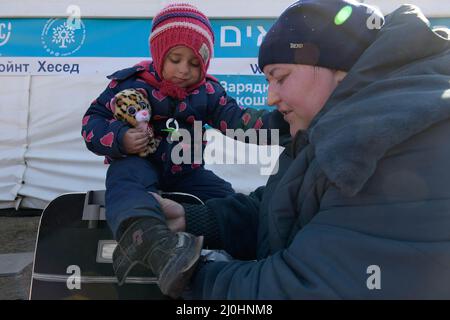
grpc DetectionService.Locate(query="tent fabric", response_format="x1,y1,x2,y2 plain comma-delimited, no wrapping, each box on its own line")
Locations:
18,76,108,208
0,76,29,208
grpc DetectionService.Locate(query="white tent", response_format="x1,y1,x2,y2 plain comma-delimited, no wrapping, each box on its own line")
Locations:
0,0,448,210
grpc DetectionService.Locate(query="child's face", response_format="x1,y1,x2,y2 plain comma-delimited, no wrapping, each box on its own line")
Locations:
162,46,202,88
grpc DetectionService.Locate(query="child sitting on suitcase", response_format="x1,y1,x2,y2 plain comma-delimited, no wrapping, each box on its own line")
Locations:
81,3,286,298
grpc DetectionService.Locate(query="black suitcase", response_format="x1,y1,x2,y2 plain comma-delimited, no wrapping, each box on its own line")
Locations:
29,190,203,300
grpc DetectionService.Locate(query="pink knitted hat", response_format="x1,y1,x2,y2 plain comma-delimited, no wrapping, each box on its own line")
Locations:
149,3,215,81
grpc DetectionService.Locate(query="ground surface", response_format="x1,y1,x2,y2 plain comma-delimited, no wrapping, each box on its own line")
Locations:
0,210,41,300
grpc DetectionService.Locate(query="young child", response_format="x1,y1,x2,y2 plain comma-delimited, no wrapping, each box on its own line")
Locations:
81,3,284,298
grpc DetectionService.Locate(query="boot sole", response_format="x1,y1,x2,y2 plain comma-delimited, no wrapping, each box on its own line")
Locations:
158,235,204,298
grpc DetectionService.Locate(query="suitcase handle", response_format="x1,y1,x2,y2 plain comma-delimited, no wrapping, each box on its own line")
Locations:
82,190,106,228
81,190,204,228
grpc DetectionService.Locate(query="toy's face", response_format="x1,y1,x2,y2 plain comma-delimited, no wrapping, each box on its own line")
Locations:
112,88,151,126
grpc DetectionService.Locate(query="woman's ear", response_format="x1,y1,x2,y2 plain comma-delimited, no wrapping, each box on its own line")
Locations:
335,70,348,84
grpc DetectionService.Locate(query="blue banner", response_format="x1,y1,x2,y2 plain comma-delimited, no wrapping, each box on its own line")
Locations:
0,18,274,58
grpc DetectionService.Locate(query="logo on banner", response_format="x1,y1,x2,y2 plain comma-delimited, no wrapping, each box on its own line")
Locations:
41,18,86,56
0,22,12,47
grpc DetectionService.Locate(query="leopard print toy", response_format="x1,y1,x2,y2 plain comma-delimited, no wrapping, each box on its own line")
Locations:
111,88,160,157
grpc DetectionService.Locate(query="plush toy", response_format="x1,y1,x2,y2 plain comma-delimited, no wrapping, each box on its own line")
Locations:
111,88,160,157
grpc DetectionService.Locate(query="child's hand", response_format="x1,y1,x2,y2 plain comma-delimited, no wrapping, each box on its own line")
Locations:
122,127,150,154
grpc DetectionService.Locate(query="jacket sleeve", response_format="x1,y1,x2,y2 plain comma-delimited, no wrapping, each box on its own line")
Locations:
81,82,130,159
184,187,264,260
186,215,385,299
205,81,290,144
188,201,449,299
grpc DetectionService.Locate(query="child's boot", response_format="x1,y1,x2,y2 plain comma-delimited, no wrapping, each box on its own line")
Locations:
112,217,203,298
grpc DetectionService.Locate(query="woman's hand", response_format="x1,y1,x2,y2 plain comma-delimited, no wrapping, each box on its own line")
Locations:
150,192,186,232
122,127,149,154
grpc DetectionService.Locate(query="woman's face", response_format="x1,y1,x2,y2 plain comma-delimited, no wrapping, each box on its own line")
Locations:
264,64,345,136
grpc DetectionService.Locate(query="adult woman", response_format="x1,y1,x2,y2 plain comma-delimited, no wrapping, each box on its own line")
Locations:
155,0,450,299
